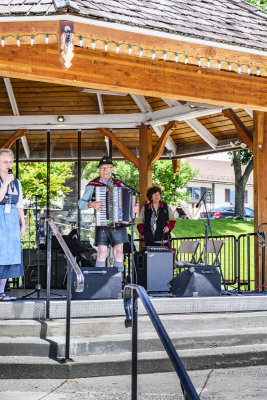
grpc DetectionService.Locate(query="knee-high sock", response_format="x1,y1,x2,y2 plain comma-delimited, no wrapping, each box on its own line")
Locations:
113,261,123,269
0,279,7,293
95,260,106,268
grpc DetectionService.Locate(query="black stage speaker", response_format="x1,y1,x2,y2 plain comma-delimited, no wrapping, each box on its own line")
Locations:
71,267,122,300
134,251,173,292
24,264,47,289
23,249,67,289
168,266,221,297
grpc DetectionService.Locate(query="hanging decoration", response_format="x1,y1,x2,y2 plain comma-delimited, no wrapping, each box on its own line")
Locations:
59,22,74,70
0,31,265,77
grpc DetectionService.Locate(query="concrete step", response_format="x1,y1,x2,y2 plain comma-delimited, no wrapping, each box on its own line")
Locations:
1,344,267,379
1,311,267,338
1,327,267,358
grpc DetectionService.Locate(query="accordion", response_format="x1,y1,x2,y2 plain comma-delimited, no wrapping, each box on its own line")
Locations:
95,186,136,227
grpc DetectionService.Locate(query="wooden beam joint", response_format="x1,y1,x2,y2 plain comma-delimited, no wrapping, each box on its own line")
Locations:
223,109,253,150
148,121,177,165
97,127,139,168
2,129,28,149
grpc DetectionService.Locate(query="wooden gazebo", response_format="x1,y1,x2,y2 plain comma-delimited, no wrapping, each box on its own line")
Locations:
0,0,267,285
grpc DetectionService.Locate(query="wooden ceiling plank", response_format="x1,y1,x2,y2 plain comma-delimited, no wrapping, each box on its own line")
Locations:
185,119,219,149
175,138,241,157
97,127,139,168
0,46,266,111
130,94,177,154
132,94,179,154
223,109,253,150
160,98,220,150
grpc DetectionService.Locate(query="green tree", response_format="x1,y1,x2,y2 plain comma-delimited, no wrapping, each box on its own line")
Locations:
246,0,267,10
229,150,253,218
152,160,197,205
82,159,197,205
19,162,74,208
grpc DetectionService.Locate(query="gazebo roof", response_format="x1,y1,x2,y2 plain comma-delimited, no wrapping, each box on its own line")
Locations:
0,0,266,51
0,0,265,161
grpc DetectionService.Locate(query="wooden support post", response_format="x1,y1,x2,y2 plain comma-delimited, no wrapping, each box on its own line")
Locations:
139,125,152,211
172,159,180,174
253,111,267,288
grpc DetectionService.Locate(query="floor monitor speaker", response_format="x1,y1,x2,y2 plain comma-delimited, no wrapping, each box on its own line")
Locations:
134,251,173,292
169,265,221,297
71,267,122,300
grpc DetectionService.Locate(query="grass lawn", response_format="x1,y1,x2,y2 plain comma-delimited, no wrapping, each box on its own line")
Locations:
172,219,255,238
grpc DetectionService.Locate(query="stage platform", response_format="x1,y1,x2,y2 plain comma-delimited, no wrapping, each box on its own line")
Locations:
1,289,267,320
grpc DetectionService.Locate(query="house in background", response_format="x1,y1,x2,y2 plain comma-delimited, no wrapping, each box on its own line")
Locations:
181,158,253,219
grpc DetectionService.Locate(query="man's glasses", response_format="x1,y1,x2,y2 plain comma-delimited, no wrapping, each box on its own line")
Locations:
0,160,13,165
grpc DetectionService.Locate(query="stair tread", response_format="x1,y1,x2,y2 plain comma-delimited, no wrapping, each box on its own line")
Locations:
1,343,267,364
0,326,267,341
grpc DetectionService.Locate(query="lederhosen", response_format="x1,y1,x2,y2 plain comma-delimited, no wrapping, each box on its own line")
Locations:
143,201,170,246
0,179,24,278
88,177,128,246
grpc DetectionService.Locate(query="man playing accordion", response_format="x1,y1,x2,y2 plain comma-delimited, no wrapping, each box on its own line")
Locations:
78,156,138,269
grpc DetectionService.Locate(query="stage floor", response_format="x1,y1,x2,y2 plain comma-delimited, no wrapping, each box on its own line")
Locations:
1,288,267,320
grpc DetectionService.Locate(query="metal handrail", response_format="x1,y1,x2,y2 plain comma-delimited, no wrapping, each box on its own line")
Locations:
123,284,199,400
47,217,84,292
46,216,84,360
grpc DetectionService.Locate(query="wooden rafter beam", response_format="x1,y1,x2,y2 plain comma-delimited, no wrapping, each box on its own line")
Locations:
3,77,31,158
148,121,177,165
223,109,253,150
2,129,28,149
0,45,266,111
97,128,139,168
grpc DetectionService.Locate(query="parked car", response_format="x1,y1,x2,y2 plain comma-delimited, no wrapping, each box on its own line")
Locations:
199,206,254,219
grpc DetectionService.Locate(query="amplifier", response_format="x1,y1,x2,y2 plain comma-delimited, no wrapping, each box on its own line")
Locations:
71,266,122,300
134,251,173,292
23,249,67,289
168,265,221,297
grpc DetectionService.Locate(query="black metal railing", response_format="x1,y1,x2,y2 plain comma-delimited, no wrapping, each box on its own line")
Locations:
123,284,199,400
171,235,237,285
46,217,84,360
132,232,264,290
237,233,256,291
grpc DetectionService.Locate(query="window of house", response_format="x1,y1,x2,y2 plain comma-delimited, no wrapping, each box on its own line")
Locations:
225,188,235,203
187,187,200,201
225,189,248,204
206,188,213,203
188,186,213,203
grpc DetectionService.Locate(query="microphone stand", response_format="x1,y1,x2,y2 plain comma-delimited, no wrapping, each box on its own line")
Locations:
23,195,46,299
112,174,140,285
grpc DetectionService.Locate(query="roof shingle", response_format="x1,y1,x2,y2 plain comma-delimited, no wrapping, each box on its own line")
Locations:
0,0,266,52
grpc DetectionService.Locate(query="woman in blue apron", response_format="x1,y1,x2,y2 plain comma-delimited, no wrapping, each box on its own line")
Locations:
0,149,25,301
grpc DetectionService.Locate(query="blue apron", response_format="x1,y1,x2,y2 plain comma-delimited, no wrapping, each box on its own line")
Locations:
0,180,24,278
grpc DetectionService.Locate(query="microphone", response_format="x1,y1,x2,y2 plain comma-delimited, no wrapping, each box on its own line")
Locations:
196,191,206,208
8,169,14,191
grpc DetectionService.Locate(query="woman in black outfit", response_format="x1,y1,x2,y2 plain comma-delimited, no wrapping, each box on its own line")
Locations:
137,186,176,246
